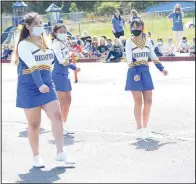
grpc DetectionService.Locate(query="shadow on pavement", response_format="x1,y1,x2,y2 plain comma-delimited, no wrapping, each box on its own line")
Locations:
18,128,50,138
130,138,176,151
16,166,75,183
48,134,85,147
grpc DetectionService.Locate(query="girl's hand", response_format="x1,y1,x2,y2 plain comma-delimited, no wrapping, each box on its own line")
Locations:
162,69,168,76
76,67,81,73
39,84,50,93
134,75,140,81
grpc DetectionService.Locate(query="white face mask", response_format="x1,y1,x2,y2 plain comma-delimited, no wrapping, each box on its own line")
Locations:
57,33,66,41
86,42,90,46
32,27,44,36
158,41,162,45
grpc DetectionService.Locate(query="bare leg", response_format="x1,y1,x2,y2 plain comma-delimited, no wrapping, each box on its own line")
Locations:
142,90,152,128
131,91,143,129
42,100,63,153
24,107,41,157
62,92,71,122
57,91,72,122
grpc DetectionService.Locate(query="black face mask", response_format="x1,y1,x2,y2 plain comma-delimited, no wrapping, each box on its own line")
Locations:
132,30,142,36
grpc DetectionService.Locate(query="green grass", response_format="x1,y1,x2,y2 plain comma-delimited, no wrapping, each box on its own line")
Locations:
2,17,195,45
69,17,195,45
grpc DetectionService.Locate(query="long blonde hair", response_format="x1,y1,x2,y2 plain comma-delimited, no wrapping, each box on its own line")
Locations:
174,4,184,16
113,38,121,46
12,12,48,65
131,9,138,17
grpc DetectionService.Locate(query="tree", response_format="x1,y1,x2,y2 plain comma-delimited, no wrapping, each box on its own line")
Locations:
69,2,78,13
96,2,120,16
1,1,14,14
131,2,161,12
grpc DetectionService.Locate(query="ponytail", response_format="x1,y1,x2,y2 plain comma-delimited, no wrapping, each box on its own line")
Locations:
12,25,30,65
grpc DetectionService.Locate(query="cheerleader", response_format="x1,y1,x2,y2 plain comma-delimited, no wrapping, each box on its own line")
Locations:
13,12,70,167
51,24,80,135
125,19,168,138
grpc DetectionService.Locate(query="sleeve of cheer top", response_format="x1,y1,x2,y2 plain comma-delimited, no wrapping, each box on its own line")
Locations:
52,40,70,65
18,41,44,88
148,39,164,72
68,63,77,70
125,38,137,75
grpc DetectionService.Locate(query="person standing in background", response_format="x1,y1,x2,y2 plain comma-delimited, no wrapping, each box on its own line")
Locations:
129,9,141,25
112,10,125,38
167,4,184,47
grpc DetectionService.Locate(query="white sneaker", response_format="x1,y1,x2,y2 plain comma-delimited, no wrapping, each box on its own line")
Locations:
64,128,74,135
63,129,68,135
136,128,143,139
142,128,153,139
55,152,75,164
33,155,45,168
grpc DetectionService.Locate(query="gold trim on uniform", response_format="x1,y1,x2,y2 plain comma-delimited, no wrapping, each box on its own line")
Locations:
131,34,146,49
22,66,38,75
128,60,149,68
62,59,69,66
152,60,160,64
25,36,48,52
22,64,52,75
38,64,51,71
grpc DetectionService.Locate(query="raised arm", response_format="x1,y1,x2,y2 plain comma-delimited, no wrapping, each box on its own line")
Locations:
167,12,174,20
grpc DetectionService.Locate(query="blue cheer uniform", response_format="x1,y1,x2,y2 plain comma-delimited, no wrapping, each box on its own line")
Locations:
125,33,164,91
51,39,77,92
16,38,58,108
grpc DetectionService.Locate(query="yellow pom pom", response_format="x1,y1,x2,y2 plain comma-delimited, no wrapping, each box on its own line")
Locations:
143,27,147,34
48,35,53,40
17,25,23,31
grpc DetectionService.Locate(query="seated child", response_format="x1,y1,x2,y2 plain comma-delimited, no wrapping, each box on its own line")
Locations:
83,38,93,57
154,38,165,57
119,36,126,53
70,38,84,58
165,37,176,56
92,36,100,57
106,38,113,50
97,38,109,57
148,32,155,48
81,31,92,45
105,38,124,63
76,34,83,46
179,37,190,53
65,35,72,49
189,37,195,56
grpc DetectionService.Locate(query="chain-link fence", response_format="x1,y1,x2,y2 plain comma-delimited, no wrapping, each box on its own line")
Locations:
1,7,195,45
